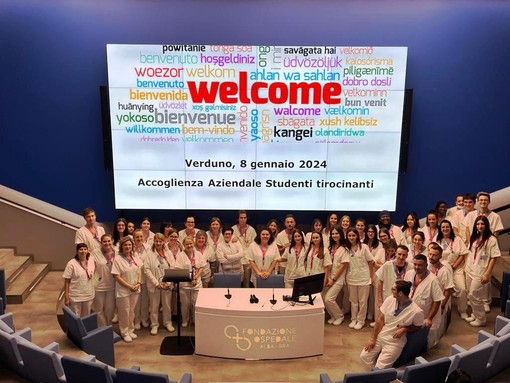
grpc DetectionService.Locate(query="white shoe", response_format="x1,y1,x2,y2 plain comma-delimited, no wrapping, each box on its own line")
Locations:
470,319,486,327
327,318,335,324
370,322,376,328
134,323,141,330
484,303,491,313
460,313,469,320
332,317,344,326
354,322,364,330
129,332,137,339
166,323,175,332
150,326,158,335
182,322,188,328
123,335,132,343
112,314,119,324
465,315,476,322
142,320,150,328
349,320,357,329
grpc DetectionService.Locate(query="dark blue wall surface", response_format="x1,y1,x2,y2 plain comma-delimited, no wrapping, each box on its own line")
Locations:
1,0,509,225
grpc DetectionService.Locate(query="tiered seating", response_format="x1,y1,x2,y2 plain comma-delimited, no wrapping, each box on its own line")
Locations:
63,305,120,366
320,368,397,383
0,311,192,383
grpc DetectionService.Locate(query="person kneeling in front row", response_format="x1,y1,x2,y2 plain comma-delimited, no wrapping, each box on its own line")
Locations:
360,280,424,370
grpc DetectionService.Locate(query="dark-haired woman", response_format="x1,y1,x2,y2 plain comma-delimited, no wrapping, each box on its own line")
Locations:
63,243,96,317
408,231,427,262
464,216,500,326
141,217,155,247
112,218,128,250
247,228,279,287
420,210,439,246
304,231,331,280
346,228,374,330
324,227,349,325
305,218,324,247
400,212,418,247
281,229,307,288
159,221,173,245
267,219,279,240
437,219,469,319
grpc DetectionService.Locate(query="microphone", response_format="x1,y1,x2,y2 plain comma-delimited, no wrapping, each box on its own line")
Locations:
270,288,277,305
224,288,232,300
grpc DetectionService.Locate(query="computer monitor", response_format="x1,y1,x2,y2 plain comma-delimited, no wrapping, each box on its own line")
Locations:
291,272,325,305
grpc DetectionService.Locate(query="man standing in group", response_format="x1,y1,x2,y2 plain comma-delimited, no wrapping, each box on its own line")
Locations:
275,214,299,274
462,192,503,313
463,192,503,241
452,193,476,241
405,254,443,348
427,243,454,347
75,207,105,252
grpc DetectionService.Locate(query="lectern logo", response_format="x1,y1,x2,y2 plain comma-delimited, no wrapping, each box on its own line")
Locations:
224,325,252,351
224,325,298,351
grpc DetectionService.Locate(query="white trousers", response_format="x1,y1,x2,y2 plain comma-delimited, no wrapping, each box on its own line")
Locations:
149,288,172,327
134,283,149,325
69,299,93,317
92,290,115,326
324,281,346,320
349,285,370,323
116,293,139,337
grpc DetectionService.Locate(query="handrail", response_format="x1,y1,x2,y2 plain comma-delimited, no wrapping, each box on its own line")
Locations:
0,185,83,230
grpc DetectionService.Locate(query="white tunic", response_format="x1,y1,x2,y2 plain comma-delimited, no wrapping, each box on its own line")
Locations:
63,257,96,302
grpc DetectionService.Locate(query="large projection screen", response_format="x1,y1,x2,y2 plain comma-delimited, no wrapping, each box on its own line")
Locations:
107,45,407,211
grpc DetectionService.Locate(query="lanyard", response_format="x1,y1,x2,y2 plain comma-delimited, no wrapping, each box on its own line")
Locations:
392,261,407,280
410,271,428,299
260,245,267,267
157,250,172,268
294,246,303,262
102,249,113,264
441,239,453,251
187,251,196,267
122,253,138,267
428,263,442,276
87,225,101,242
76,259,92,280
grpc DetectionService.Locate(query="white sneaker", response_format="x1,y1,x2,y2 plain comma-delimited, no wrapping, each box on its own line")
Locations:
327,318,335,324
484,303,491,313
349,320,357,329
112,314,119,324
123,335,132,343
129,332,137,339
134,323,141,330
470,319,486,327
150,326,158,335
142,320,150,328
465,315,476,322
166,323,175,332
370,322,376,328
460,313,469,320
182,322,188,328
354,322,364,330
332,317,344,326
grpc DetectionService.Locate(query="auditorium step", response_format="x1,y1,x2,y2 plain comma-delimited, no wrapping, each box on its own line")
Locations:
0,247,50,304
